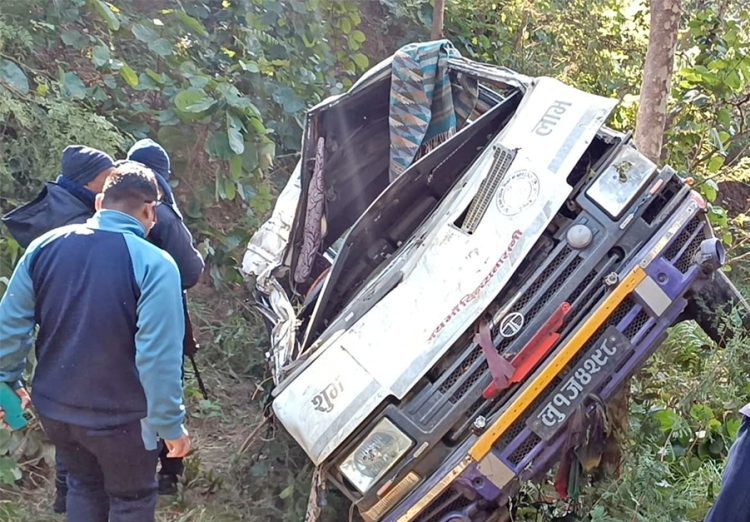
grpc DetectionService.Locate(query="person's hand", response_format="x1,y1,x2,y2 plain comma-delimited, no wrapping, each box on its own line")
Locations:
16,388,31,410
165,430,191,458
0,387,31,428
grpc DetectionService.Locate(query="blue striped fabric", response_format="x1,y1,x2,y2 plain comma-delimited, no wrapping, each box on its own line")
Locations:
388,40,478,182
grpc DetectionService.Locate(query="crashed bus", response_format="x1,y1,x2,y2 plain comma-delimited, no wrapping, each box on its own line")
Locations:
242,41,736,521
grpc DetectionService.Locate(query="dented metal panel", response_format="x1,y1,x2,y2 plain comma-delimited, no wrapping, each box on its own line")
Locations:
272,78,617,464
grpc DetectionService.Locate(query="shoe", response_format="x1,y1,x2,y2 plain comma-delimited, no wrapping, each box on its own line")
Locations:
158,474,179,496
53,490,66,514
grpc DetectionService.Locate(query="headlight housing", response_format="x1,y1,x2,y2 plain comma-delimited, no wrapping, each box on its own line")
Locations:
586,146,656,218
339,418,413,493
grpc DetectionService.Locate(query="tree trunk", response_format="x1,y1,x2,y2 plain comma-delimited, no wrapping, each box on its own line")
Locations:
600,0,683,481
634,0,683,162
431,0,445,40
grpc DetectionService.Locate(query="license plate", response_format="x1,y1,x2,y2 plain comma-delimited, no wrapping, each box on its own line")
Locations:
527,326,633,440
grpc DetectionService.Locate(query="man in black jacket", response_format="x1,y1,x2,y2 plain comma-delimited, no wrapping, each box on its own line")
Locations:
127,139,204,288
127,139,205,494
2,146,114,247
2,146,115,513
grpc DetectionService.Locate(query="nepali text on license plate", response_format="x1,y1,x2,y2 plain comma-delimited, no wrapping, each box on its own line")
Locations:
526,326,633,440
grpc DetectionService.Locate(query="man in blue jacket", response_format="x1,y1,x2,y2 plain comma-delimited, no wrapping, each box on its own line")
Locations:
1,145,114,247
0,162,191,522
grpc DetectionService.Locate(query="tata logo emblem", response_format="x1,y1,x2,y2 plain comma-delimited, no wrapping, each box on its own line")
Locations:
499,312,525,338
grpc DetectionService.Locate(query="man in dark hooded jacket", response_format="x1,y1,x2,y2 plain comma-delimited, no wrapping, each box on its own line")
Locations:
126,139,204,494
2,146,114,247
126,139,204,288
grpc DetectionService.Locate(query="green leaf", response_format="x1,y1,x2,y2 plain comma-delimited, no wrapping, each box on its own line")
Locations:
91,0,121,31
272,86,305,114
707,155,725,174
250,461,268,478
352,53,369,70
102,74,117,88
174,89,215,113
718,108,733,129
239,60,260,73
137,73,157,90
229,154,243,180
248,117,267,136
132,23,158,42
92,45,111,67
145,68,167,85
727,417,742,439
0,456,20,485
242,141,259,172
709,128,726,155
61,72,87,99
725,70,742,91
259,140,275,171
218,84,260,116
175,10,209,37
148,38,173,57
653,409,680,433
223,177,236,200
0,59,29,94
703,179,719,203
119,64,139,88
340,17,352,34
279,484,294,499
226,112,245,155
351,30,366,43
61,30,89,49
205,131,233,160
689,404,714,422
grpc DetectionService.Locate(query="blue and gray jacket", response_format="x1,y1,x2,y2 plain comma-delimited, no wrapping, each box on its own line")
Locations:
0,210,185,446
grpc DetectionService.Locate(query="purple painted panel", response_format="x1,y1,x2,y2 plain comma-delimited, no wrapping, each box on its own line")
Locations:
458,464,502,501
645,256,695,300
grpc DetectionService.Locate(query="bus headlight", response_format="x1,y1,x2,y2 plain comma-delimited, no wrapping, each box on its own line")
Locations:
339,418,413,493
586,146,656,219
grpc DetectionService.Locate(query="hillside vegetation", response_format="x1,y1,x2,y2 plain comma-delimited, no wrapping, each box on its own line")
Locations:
1,1,749,520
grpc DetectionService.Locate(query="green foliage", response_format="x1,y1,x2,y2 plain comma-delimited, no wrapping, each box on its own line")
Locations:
511,320,750,522
0,0,369,287
0,423,54,486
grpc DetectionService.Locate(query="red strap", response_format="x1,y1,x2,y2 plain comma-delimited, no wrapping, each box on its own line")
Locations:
474,320,515,399
511,302,571,383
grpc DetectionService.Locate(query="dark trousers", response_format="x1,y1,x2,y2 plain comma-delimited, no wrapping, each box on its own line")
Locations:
41,416,160,522
705,416,750,522
56,441,184,497
55,456,68,496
